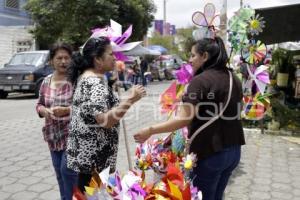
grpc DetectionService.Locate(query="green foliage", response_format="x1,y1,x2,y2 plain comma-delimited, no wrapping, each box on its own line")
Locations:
148,27,196,60
270,97,300,131
175,27,195,60
25,0,156,49
271,48,294,73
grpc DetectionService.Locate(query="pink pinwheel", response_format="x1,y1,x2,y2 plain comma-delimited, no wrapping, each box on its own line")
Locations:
244,65,270,94
91,19,132,47
127,183,147,200
99,167,146,200
86,20,133,61
174,63,193,84
91,26,114,39
192,3,220,40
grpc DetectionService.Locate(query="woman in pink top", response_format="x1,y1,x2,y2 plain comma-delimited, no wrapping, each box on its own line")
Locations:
36,43,77,200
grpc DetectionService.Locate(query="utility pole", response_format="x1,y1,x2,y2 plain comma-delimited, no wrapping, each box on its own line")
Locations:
240,0,243,8
163,0,167,35
220,0,227,42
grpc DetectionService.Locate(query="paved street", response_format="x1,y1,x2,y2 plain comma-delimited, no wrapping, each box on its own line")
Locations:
0,81,299,200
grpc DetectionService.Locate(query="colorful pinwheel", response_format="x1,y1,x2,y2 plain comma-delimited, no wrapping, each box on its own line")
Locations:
241,40,267,65
242,93,270,120
192,3,220,40
244,65,270,94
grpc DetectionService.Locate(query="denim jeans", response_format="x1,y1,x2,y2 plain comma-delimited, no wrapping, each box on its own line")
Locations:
191,145,241,200
50,150,78,200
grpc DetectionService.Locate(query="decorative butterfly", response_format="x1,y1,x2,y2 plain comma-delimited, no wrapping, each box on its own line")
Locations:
192,3,220,40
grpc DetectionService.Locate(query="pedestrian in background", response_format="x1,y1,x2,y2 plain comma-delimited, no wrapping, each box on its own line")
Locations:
134,37,245,200
140,57,149,86
132,60,141,85
116,60,130,91
36,43,78,200
66,37,146,193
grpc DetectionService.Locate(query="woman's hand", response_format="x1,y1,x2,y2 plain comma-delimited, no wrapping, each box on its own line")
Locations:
51,106,70,117
40,107,54,119
134,127,152,143
128,85,146,104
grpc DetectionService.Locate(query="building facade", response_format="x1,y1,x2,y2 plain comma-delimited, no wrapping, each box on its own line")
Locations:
154,20,176,36
0,0,35,67
0,0,32,26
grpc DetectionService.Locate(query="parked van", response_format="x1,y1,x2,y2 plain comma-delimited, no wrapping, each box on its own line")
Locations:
0,51,51,98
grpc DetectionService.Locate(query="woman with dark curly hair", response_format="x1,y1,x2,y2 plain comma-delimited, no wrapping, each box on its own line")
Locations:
66,37,146,192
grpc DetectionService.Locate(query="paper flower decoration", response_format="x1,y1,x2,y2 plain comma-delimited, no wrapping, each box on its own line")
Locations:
135,130,190,175
248,14,265,36
182,153,197,170
174,63,193,85
144,163,202,200
241,40,267,65
135,142,155,171
244,65,270,94
192,3,220,40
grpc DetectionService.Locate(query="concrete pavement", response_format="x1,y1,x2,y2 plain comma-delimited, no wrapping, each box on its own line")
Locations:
0,82,299,200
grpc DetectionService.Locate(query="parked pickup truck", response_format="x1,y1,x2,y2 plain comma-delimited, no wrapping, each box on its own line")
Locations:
0,51,52,98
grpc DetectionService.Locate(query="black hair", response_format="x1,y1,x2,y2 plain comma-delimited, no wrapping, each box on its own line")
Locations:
192,36,229,75
49,43,73,60
67,37,111,85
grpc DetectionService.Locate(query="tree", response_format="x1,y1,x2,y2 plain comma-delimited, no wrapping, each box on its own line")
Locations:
25,0,156,49
175,27,196,60
148,27,197,60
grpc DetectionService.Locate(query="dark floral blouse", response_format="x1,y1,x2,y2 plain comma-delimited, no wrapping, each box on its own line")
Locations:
67,76,119,174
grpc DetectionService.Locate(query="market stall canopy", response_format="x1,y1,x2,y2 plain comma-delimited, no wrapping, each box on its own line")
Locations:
123,42,161,56
278,42,300,51
116,41,142,51
147,45,168,54
255,3,300,44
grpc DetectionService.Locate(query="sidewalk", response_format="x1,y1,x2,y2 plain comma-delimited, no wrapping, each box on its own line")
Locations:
225,129,300,200
0,82,299,200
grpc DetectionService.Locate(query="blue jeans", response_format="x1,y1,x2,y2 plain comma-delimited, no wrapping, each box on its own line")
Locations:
191,145,241,200
50,150,78,200
141,71,147,86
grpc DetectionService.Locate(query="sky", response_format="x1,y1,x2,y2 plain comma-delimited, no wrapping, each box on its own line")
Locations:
152,0,300,28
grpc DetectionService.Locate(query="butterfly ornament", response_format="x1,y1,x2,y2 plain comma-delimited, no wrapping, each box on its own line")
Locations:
192,3,220,40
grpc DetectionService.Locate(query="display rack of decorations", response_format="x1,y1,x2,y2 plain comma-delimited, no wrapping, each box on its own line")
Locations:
228,7,271,133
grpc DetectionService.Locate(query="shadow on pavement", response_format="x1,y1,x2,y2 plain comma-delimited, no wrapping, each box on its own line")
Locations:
5,93,36,100
227,161,247,185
